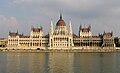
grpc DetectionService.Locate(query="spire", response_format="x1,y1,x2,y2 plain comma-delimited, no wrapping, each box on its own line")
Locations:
31,25,34,30
69,18,72,35
79,25,82,30
17,30,18,35
50,19,54,35
104,30,105,35
99,32,100,36
84,24,85,28
111,30,113,36
60,13,62,20
22,32,23,36
9,30,11,35
88,24,91,30
40,26,43,31
79,25,82,36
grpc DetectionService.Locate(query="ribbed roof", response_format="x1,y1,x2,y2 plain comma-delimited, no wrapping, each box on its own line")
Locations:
56,14,66,26
32,27,43,32
81,28,90,32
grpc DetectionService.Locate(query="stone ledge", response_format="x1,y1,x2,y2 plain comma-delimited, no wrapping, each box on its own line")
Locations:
0,49,117,53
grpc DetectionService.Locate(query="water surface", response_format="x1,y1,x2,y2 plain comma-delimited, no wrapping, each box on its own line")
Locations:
0,52,119,73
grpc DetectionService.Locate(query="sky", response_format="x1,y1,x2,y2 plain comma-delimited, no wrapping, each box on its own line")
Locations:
0,0,120,37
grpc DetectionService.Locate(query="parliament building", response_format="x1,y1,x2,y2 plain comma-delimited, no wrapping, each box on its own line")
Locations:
7,15,115,49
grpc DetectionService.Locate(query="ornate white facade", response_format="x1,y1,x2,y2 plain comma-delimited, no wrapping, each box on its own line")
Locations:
7,14,115,49
79,25,92,37
49,15,74,49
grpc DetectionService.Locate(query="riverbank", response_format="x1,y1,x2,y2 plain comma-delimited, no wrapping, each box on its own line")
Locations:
0,49,119,53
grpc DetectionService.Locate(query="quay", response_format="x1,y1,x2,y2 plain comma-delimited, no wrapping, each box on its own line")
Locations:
0,49,118,53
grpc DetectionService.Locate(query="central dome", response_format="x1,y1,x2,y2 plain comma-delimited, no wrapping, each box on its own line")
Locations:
56,14,66,26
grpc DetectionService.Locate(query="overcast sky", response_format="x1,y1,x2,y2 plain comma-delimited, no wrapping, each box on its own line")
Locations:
0,0,120,37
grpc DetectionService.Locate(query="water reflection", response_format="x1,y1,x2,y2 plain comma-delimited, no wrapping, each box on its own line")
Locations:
2,52,120,73
74,53,116,73
0,53,7,73
48,53,74,73
7,53,32,73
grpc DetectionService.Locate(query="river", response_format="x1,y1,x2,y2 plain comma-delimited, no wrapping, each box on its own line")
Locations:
0,52,119,73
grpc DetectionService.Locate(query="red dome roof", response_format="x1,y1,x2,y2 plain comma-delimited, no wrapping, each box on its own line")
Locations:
56,19,66,26
56,14,66,26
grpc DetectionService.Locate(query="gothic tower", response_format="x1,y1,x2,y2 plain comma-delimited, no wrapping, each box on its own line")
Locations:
69,19,73,35
50,19,54,35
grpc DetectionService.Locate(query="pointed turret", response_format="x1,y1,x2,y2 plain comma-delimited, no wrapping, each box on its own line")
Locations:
111,30,113,36
80,25,82,30
88,25,91,30
50,19,54,35
8,30,11,36
60,13,62,20
22,32,24,36
69,19,72,35
31,25,34,31
79,25,82,36
16,30,18,35
104,30,105,34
